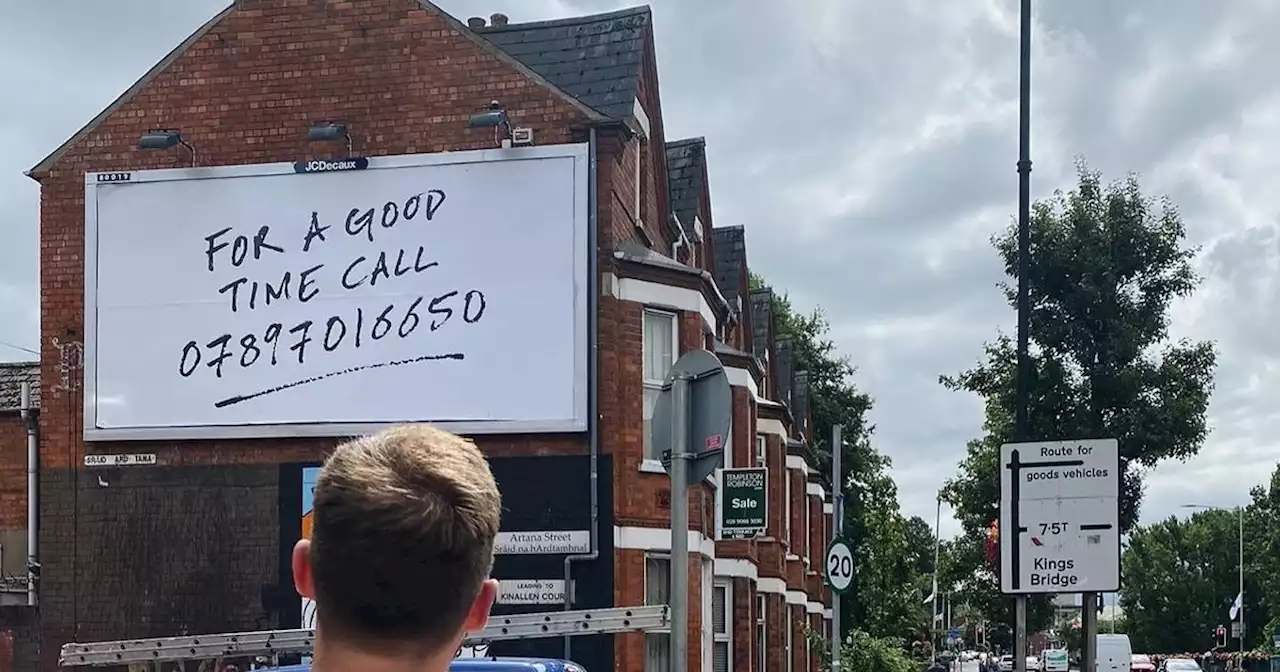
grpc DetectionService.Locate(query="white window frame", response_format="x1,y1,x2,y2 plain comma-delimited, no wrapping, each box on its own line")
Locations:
756,434,766,468
644,554,672,672
757,594,767,672
643,309,679,464
713,579,733,672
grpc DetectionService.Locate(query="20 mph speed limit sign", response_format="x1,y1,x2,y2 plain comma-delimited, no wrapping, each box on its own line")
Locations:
825,537,854,595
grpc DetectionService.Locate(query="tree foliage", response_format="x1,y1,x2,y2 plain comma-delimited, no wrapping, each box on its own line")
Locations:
752,274,934,641
941,161,1217,629
1122,509,1246,652
807,627,918,672
1122,464,1280,653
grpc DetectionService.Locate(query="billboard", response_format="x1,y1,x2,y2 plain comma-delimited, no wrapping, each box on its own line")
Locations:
82,144,590,440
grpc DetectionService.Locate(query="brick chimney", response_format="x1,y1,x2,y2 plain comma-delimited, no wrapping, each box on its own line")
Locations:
490,13,509,27
466,16,486,28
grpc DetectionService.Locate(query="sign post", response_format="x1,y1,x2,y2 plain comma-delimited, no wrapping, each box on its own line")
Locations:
720,468,767,539
650,349,730,672
830,425,844,670
1000,438,1120,672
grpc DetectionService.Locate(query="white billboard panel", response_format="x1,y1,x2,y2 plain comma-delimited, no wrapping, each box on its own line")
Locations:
83,144,590,440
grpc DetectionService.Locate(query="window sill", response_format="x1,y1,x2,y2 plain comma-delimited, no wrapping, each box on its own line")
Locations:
640,458,719,487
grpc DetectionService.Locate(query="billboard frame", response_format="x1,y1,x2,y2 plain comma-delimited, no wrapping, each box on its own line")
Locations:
82,143,591,441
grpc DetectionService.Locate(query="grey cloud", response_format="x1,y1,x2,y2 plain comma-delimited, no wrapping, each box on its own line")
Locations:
6,0,1280,535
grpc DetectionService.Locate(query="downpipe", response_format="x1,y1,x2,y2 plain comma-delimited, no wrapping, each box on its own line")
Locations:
563,126,600,662
21,381,38,607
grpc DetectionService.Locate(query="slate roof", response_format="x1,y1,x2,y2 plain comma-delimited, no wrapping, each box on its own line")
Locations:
476,6,650,120
665,137,706,235
793,370,810,437
0,361,39,411
749,288,774,362
711,226,746,308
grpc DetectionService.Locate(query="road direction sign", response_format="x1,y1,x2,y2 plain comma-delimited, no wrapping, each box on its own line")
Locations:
825,537,855,595
720,467,767,539
999,438,1120,594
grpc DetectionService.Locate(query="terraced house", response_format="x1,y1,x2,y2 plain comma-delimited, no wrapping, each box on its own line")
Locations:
1,2,835,670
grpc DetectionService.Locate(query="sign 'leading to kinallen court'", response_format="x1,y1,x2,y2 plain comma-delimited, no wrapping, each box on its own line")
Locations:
999,438,1121,595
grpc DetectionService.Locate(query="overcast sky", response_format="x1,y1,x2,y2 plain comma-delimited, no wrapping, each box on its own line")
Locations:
2,0,1276,538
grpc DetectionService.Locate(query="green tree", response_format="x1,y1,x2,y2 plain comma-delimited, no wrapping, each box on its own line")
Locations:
1121,510,1246,652
1246,465,1280,651
807,626,918,672
941,162,1217,629
752,275,926,640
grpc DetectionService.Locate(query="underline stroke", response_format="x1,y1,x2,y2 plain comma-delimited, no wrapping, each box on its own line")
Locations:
213,353,466,408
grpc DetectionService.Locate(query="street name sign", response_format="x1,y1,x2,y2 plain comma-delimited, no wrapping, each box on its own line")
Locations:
999,438,1120,594
825,537,855,595
720,467,767,539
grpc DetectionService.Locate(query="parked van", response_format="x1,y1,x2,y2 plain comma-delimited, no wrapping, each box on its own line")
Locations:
1096,634,1134,672
1043,647,1069,672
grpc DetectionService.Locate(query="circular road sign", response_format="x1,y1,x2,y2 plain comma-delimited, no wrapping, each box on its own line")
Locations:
825,537,854,595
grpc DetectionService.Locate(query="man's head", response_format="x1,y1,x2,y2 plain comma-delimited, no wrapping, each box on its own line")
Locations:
292,424,501,660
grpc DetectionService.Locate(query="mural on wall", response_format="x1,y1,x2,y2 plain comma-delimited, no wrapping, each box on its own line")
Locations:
302,466,319,629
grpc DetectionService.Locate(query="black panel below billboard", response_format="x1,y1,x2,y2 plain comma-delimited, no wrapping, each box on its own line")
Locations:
483,454,615,670
279,454,616,670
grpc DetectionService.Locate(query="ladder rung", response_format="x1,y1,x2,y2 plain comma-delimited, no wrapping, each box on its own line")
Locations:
59,605,670,667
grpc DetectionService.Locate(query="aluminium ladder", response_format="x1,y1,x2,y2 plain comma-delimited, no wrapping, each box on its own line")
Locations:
58,605,668,668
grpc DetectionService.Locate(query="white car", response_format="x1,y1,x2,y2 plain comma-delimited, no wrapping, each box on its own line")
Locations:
1000,655,1015,672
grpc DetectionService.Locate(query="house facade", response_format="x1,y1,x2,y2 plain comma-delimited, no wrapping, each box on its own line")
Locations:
10,2,836,670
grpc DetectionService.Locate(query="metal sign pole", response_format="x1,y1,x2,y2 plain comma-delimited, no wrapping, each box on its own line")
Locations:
831,424,843,671
669,375,691,672
1013,0,1033,664
652,349,730,672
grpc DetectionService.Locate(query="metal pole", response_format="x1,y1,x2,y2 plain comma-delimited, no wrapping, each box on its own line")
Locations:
669,376,691,672
1082,593,1097,672
832,424,843,671
1238,505,1244,657
934,494,942,655
21,381,37,607
1014,0,1033,669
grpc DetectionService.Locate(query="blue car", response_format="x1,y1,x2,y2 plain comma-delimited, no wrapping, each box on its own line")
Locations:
270,659,586,671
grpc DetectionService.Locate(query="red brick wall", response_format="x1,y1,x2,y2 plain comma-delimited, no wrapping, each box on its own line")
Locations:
765,435,786,542
731,577,755,671
790,603,807,672
0,415,26,531
729,387,752,470
766,593,787,671
36,0,596,471
808,493,823,568
789,468,806,557
29,1,634,668
613,549,708,671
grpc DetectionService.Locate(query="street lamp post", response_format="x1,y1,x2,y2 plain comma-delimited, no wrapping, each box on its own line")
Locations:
1181,504,1245,656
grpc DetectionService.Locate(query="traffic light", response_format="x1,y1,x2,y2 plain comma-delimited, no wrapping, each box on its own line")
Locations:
1215,625,1226,648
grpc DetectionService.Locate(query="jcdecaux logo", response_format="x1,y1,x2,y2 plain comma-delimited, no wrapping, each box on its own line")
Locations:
294,157,369,173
